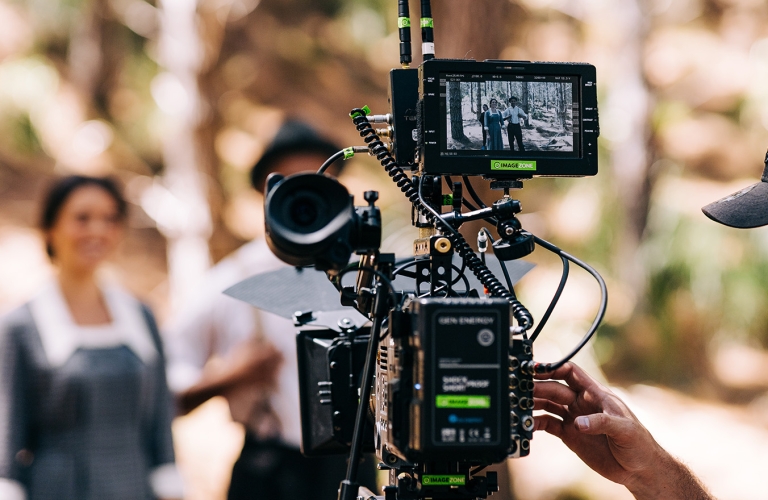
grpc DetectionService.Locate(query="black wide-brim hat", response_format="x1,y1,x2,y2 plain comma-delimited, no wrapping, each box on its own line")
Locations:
702,151,768,228
250,120,341,190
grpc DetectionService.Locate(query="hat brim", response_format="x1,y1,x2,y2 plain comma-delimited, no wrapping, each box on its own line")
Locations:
702,181,768,228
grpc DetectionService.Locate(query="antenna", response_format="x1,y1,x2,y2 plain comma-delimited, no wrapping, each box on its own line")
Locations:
420,0,435,60
398,0,412,68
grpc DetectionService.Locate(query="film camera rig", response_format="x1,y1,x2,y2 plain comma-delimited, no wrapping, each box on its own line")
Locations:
261,2,607,499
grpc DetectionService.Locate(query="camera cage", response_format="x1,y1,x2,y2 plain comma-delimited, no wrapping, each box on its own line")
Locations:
253,3,610,500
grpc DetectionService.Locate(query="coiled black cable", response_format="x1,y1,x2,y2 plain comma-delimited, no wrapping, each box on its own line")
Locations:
350,107,534,330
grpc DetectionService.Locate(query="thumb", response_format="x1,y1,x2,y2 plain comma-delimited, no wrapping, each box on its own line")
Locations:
574,413,626,437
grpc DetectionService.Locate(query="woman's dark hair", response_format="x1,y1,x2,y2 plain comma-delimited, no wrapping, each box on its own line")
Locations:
41,175,128,258
490,98,498,105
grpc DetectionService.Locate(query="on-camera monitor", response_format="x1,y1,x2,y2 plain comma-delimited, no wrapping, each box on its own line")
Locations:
441,74,579,157
419,60,598,178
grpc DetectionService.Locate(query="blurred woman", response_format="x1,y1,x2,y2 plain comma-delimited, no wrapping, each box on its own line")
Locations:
0,176,182,500
484,98,504,150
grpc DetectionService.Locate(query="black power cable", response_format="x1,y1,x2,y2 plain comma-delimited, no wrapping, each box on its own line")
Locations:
317,150,346,174
477,228,515,296
529,254,569,343
462,175,492,212
317,146,368,175
335,263,400,312
531,236,608,373
444,175,498,225
350,107,534,331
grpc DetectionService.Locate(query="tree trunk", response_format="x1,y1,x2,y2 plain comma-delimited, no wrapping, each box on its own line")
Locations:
431,1,523,61
476,82,482,120
600,0,654,292
522,82,531,128
449,81,468,143
155,0,213,314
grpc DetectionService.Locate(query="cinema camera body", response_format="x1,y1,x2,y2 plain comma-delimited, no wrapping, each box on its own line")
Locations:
262,13,605,500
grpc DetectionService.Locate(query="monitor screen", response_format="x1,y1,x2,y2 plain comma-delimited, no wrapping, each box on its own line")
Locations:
440,73,580,159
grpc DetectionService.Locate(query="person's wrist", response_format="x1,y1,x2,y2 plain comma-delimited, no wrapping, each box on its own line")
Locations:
625,447,708,500
623,444,672,498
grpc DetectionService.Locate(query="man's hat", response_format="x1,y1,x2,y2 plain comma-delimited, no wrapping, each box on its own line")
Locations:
250,120,340,190
702,150,768,228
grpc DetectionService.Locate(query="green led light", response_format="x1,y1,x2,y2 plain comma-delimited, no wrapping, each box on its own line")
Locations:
436,395,490,409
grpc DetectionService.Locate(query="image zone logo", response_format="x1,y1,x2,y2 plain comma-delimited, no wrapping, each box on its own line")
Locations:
491,160,537,171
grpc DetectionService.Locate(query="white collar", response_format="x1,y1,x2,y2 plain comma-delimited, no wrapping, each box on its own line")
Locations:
29,279,158,367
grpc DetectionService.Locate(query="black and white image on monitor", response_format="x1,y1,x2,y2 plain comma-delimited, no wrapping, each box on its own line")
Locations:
445,80,575,152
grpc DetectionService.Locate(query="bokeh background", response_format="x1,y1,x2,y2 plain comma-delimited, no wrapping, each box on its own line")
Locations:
2,0,768,498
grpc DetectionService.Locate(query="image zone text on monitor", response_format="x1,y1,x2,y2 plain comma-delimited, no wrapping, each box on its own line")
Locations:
441,74,580,158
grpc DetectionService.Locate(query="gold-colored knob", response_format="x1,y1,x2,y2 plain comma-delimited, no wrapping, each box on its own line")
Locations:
435,237,451,253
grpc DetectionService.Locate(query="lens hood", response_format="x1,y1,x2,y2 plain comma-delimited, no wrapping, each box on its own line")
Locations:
265,173,355,269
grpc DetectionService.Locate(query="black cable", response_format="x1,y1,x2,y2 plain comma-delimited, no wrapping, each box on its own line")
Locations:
335,264,400,312
463,175,491,211
350,108,533,330
444,175,498,225
317,149,346,174
393,260,469,293
479,228,519,300
470,465,487,476
529,254,569,343
451,263,471,291
452,256,468,286
392,259,419,276
531,236,608,373
339,310,385,500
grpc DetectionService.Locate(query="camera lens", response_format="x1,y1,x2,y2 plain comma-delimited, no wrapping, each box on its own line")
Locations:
290,197,319,227
265,172,357,269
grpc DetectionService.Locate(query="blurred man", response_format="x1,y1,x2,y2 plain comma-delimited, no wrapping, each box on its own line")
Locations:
165,121,371,500
534,152,768,499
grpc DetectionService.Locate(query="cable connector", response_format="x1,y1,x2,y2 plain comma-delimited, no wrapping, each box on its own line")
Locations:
478,229,489,253
368,114,392,124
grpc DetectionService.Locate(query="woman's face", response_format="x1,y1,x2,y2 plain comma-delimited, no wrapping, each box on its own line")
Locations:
490,100,497,109
47,186,124,273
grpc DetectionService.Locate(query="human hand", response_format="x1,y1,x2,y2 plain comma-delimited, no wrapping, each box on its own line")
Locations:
534,363,665,490
230,340,283,386
533,363,712,499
